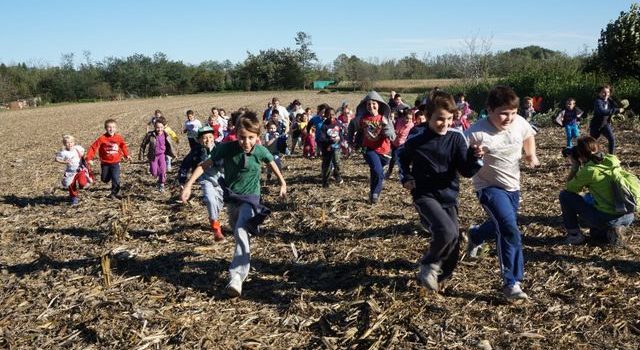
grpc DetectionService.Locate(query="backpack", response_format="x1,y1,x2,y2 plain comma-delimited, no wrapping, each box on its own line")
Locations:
607,165,640,214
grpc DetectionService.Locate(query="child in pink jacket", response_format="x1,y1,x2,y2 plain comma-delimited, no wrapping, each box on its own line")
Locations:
385,108,414,179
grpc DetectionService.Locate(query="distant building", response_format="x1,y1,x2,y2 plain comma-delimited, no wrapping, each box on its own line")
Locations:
313,80,335,90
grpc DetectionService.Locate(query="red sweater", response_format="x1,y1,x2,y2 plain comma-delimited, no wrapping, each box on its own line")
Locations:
359,114,391,155
86,133,129,164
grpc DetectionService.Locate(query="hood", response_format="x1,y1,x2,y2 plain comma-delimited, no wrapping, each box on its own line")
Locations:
600,153,620,168
356,90,390,119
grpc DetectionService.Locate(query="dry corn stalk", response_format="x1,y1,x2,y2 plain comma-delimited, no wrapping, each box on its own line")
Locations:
101,253,112,287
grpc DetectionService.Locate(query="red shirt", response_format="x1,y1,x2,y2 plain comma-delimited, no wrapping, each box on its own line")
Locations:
85,133,129,164
359,114,391,155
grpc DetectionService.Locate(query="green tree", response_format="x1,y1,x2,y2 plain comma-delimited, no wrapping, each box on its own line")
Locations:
294,31,318,89
597,3,640,79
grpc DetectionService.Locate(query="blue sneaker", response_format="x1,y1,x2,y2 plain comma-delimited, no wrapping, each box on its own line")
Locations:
70,197,79,206
466,225,483,259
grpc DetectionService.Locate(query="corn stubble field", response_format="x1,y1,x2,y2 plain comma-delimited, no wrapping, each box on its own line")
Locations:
0,91,639,349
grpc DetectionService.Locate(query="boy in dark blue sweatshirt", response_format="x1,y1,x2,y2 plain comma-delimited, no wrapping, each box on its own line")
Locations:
398,91,484,292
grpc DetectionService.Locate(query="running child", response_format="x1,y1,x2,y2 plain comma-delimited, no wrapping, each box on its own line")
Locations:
262,120,283,182
85,119,130,199
180,112,286,297
556,98,583,148
589,84,624,154
385,107,414,179
55,135,90,205
465,85,540,300
183,110,202,152
318,107,345,187
139,117,177,191
398,91,484,291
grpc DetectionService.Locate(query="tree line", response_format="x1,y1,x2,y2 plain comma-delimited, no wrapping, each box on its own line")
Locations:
1,3,639,105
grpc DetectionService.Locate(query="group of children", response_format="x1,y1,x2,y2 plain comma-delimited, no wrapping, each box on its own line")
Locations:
54,84,635,299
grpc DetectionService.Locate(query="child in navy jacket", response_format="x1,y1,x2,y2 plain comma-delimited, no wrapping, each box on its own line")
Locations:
398,91,484,292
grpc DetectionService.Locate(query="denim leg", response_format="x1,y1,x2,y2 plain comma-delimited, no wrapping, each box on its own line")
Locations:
560,190,634,239
200,180,224,221
476,187,523,286
564,126,573,148
228,203,254,281
364,150,386,197
110,163,121,195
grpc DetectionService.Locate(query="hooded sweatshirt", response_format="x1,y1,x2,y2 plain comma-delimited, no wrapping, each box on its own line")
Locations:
566,153,623,215
348,91,396,155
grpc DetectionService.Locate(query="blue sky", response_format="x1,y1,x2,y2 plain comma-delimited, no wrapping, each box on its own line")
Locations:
0,0,634,67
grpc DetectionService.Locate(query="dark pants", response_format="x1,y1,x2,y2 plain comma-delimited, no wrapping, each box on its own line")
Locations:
363,150,389,198
101,163,121,195
188,137,199,152
559,190,634,239
386,145,398,177
468,187,523,287
321,148,341,185
415,196,460,282
589,123,615,154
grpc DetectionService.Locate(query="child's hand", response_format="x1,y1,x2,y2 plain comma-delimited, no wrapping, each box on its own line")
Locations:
180,186,191,203
471,144,484,159
525,154,540,168
403,180,416,191
279,184,287,198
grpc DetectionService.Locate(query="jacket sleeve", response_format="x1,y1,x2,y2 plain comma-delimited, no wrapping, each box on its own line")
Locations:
119,135,129,158
594,99,616,118
139,133,150,158
566,167,596,193
347,116,360,145
382,116,396,141
454,134,483,178
85,136,102,161
397,138,415,184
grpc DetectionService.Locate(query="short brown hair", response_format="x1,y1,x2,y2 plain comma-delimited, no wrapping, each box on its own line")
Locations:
487,85,519,110
155,116,167,125
104,119,117,128
236,111,262,135
575,136,602,163
425,91,457,119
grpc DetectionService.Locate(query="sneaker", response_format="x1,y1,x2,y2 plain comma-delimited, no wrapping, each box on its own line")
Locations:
418,263,441,291
606,226,625,246
565,230,586,245
226,274,243,297
336,177,344,184
157,184,165,192
322,182,329,188
466,225,483,258
503,282,529,300
370,193,379,204
70,197,79,206
210,219,225,242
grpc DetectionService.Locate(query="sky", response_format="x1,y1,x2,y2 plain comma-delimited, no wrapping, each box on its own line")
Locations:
0,0,635,67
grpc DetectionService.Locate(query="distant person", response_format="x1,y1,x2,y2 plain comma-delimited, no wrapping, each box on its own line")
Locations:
85,119,130,199
262,120,283,182
398,91,483,291
147,109,163,131
55,135,90,205
182,110,202,152
348,91,396,204
385,107,414,179
589,84,624,154
391,93,411,112
520,97,539,132
139,117,176,192
318,107,345,187
465,85,539,300
307,103,329,157
555,98,583,148
161,117,179,172
560,136,635,246
181,112,287,297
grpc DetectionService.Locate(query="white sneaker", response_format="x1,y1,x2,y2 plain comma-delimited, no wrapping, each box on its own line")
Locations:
418,263,441,291
503,282,529,300
565,230,586,245
466,225,483,258
225,274,243,297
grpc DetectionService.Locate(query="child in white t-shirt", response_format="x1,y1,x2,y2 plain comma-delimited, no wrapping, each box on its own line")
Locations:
464,85,539,300
182,109,202,151
55,135,88,205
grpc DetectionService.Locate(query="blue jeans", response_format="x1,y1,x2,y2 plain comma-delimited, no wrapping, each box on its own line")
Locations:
559,190,634,239
589,123,615,154
363,150,389,198
564,124,580,148
469,187,523,287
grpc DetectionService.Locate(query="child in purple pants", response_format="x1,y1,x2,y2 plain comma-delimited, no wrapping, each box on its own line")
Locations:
140,116,176,191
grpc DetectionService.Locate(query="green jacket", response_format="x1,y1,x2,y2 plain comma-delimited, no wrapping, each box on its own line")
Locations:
566,154,620,215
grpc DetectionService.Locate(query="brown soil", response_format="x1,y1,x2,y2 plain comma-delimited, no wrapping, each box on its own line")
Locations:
0,91,639,349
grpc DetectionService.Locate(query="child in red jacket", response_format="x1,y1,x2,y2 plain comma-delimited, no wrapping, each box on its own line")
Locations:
85,119,130,198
